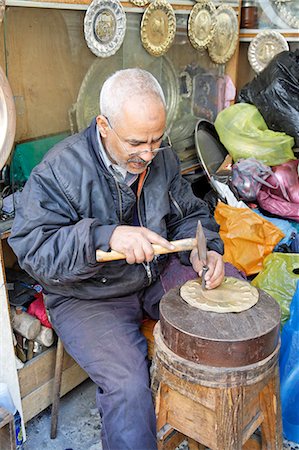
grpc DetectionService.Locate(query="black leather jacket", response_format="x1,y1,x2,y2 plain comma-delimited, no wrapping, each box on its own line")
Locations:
9,119,223,307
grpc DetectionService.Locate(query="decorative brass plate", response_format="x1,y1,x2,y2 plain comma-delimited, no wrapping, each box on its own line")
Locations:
248,30,289,73
208,4,238,64
72,53,179,133
188,1,216,50
84,0,126,58
130,0,150,6
141,0,176,57
0,65,16,171
180,277,259,313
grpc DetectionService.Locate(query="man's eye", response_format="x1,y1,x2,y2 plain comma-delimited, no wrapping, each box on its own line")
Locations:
130,143,140,147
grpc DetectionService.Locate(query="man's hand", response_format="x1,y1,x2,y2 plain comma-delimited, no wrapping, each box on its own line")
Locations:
109,226,175,264
190,248,224,289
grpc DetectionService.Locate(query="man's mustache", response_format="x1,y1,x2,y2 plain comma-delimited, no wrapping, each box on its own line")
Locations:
127,156,148,165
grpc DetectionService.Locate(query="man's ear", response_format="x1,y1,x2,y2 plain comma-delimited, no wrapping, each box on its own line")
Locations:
96,115,109,138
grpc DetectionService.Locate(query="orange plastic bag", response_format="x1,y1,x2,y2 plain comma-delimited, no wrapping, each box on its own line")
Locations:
214,202,285,275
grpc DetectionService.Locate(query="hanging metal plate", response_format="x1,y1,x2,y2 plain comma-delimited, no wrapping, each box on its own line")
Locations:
0,66,16,171
84,0,126,58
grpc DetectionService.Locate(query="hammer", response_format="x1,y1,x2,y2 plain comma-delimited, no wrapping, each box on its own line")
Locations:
96,221,206,263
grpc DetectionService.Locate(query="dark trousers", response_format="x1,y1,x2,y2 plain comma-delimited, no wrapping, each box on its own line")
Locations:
49,257,245,450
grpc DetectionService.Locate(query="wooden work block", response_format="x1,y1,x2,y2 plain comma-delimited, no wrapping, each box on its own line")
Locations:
0,407,16,450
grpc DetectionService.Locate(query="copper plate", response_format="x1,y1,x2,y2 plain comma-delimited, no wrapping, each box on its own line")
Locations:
0,66,16,171
84,0,126,58
188,0,216,50
208,4,238,64
141,0,176,57
248,30,289,73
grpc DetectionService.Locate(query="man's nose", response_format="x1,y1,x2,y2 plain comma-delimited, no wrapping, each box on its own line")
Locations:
140,149,155,162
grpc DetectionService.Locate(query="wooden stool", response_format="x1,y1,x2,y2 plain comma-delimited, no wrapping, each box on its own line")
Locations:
0,407,16,450
152,286,283,450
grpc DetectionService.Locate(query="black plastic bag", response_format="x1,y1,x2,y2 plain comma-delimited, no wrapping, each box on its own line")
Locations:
238,50,299,147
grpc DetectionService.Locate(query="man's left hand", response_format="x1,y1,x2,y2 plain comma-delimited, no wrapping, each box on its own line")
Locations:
190,249,224,289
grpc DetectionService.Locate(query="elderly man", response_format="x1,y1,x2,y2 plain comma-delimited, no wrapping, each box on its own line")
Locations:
9,68,224,449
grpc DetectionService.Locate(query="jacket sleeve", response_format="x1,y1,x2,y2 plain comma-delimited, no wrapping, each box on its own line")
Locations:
166,151,224,261
8,164,117,286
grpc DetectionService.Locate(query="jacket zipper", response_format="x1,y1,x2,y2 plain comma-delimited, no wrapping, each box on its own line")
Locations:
114,178,123,223
169,190,184,219
137,169,152,285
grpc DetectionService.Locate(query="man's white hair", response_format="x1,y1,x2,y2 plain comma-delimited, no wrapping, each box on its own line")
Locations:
100,68,166,125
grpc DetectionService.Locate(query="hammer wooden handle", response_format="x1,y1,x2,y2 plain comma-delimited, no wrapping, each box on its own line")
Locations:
96,238,196,262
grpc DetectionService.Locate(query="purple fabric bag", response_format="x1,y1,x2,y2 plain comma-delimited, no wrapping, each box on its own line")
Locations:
257,160,299,222
231,158,277,202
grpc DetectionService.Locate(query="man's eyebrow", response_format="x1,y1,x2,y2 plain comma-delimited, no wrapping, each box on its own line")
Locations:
126,133,164,145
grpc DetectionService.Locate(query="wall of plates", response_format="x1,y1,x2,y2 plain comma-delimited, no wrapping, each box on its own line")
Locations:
0,2,241,170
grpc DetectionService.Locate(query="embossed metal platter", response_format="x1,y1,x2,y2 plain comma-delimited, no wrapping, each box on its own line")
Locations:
141,0,176,57
180,277,259,313
272,0,299,29
84,0,126,58
208,4,238,64
0,66,16,171
188,0,216,50
130,0,150,7
73,53,179,132
248,30,289,73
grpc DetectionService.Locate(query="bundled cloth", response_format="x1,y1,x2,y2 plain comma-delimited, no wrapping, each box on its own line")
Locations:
257,160,299,222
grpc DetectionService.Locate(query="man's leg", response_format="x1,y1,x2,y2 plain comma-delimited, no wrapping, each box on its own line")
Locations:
49,294,157,450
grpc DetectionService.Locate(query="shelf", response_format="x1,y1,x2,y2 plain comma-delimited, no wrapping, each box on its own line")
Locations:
239,29,299,42
6,0,239,11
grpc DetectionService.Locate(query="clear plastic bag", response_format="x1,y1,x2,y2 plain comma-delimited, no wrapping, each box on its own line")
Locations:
252,253,299,326
214,103,295,166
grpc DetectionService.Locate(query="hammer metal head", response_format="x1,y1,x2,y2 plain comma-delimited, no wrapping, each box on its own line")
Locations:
196,220,207,266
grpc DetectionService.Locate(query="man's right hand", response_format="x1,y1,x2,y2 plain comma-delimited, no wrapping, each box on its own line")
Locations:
109,226,175,264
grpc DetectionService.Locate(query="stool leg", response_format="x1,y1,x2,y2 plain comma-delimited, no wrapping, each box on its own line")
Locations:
260,372,282,450
50,337,64,439
216,386,244,450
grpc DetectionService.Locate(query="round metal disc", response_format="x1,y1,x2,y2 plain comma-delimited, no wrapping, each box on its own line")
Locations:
130,0,150,6
141,0,176,57
180,277,259,313
0,66,16,171
84,0,126,58
73,53,179,132
273,0,299,30
188,1,216,50
248,30,289,73
208,4,238,64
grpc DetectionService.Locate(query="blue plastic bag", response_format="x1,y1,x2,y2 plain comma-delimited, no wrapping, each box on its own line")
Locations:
280,281,299,442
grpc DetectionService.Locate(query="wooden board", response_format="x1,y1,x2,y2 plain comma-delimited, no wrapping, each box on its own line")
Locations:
4,7,95,142
0,242,25,439
20,349,88,423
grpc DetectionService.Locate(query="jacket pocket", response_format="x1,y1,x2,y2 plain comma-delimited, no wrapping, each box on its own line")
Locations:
169,190,184,219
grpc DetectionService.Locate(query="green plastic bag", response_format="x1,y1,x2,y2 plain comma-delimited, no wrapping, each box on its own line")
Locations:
214,104,295,166
252,253,299,326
